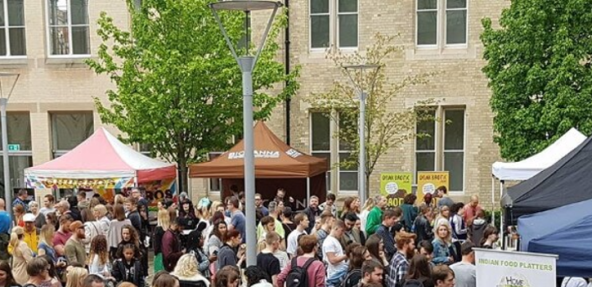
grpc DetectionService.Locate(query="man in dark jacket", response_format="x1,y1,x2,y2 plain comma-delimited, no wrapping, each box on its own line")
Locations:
162,218,184,271
375,209,399,261
413,204,434,243
303,196,321,233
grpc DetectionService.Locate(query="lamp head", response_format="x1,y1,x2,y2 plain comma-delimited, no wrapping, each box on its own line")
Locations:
209,0,282,11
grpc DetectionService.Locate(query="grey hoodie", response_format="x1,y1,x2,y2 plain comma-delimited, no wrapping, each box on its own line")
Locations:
470,218,487,247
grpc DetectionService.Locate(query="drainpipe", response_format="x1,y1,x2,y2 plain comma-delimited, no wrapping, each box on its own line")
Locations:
284,0,291,145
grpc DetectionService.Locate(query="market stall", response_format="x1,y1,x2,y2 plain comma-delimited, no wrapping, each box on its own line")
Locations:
24,127,177,202
189,121,329,208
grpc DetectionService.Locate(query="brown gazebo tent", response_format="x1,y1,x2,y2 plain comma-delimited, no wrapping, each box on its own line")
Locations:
189,121,328,207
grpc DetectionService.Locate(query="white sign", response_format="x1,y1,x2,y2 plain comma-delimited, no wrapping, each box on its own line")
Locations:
228,150,280,159
475,248,557,287
286,149,302,158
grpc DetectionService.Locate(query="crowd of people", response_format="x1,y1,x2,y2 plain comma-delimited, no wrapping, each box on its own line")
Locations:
0,186,496,287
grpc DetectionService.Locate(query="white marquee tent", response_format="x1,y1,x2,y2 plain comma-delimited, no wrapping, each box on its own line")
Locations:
491,128,587,240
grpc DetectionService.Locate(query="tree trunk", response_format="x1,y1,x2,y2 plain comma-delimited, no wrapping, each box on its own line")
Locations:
177,157,189,195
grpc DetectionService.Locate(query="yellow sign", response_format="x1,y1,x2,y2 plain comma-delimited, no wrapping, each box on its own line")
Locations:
417,171,449,204
380,172,412,207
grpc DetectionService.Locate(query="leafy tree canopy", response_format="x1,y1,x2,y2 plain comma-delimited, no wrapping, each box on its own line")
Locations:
482,0,592,161
87,0,299,191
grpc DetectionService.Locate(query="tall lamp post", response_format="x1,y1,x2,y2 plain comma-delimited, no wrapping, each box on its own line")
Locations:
210,0,281,266
343,64,380,205
0,72,20,217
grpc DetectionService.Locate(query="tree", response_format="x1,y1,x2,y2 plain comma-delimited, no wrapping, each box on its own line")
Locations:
87,0,300,192
306,34,434,195
482,0,592,161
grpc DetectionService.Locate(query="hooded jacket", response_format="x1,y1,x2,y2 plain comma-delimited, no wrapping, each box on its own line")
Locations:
469,218,487,247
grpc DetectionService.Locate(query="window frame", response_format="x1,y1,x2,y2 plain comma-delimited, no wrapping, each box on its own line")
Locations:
309,0,332,52
309,0,359,52
208,152,223,192
45,0,91,58
415,0,469,49
336,0,359,50
0,0,26,58
50,111,94,158
414,106,466,194
309,111,332,191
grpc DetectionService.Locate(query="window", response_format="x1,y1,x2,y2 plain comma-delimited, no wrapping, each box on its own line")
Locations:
311,112,332,190
0,113,32,191
416,0,467,47
310,0,358,49
209,152,222,192
0,0,26,57
51,112,94,158
47,0,90,56
415,107,465,192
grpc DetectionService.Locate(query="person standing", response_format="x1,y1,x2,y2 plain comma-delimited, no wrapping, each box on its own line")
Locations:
414,204,434,243
286,213,309,258
12,189,29,213
10,226,34,285
387,231,416,287
162,218,184,272
450,203,468,242
107,204,132,259
375,209,398,261
463,195,483,226
154,208,170,273
303,196,321,233
257,201,285,243
433,265,456,287
436,186,454,210
400,194,418,232
65,220,87,266
216,229,244,271
316,212,335,259
0,199,11,262
432,224,454,265
227,197,246,243
319,193,337,217
274,188,295,211
322,220,348,286
39,194,57,216
450,242,476,287
257,232,281,286
22,213,40,253
365,195,387,236
255,193,269,217
277,234,326,287
53,214,73,258
358,260,384,287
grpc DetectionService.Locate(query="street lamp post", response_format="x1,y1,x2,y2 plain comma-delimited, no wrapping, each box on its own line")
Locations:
343,64,380,205
0,72,20,217
210,0,281,266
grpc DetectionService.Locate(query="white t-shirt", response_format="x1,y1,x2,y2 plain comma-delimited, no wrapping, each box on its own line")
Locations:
287,229,307,256
450,262,476,287
561,278,587,287
322,235,347,277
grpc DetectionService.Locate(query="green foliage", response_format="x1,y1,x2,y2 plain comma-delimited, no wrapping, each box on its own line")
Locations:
482,0,592,161
306,34,435,193
87,0,300,190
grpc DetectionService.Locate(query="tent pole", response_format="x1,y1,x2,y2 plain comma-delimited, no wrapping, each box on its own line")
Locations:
491,176,495,223
500,181,504,249
306,177,310,204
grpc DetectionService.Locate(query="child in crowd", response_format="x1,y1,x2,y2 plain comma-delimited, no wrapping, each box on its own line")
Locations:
112,243,144,287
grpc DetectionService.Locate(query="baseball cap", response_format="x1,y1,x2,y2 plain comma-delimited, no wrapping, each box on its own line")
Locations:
69,221,84,231
23,213,36,222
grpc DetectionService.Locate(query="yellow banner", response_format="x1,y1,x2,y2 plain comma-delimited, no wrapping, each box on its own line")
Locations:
417,171,449,204
380,172,412,207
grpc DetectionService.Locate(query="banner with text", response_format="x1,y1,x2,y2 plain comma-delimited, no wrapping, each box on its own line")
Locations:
417,171,449,204
475,248,557,287
380,172,412,207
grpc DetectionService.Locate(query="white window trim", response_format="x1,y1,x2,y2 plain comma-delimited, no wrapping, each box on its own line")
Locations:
336,0,359,49
414,106,465,193
415,0,468,49
45,0,91,58
0,0,26,58
309,0,359,52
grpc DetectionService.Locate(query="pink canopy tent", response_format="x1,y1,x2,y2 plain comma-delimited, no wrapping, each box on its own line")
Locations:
24,128,176,186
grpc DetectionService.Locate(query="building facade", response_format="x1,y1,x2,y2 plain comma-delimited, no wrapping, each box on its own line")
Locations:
1,0,508,207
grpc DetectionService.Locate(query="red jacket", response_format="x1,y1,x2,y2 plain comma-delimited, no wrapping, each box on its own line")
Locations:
162,229,183,271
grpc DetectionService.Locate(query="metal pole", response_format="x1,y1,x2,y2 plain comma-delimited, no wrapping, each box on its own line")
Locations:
239,56,256,266
0,98,11,216
358,91,366,204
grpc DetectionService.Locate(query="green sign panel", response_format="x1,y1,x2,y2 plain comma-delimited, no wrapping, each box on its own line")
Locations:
8,144,20,151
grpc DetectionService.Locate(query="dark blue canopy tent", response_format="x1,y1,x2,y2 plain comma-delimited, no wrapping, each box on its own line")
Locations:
518,198,592,277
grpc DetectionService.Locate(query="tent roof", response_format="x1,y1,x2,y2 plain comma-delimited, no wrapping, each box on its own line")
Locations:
25,127,176,182
522,201,592,277
189,121,328,178
492,128,586,180
502,133,592,224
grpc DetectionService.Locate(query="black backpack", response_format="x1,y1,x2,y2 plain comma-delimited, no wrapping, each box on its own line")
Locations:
285,257,315,287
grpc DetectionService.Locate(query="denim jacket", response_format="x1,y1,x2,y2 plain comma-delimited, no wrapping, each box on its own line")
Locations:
431,238,451,265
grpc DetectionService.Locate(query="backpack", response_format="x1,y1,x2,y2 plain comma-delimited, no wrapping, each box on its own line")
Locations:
340,269,361,287
401,279,425,287
285,257,315,287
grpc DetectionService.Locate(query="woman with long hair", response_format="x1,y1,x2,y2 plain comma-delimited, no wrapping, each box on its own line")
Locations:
171,253,210,287
152,273,180,287
402,254,434,287
116,225,142,260
207,220,227,256
10,226,33,285
432,223,454,265
65,266,88,287
480,225,499,249
186,222,213,276
88,235,111,277
433,205,451,233
359,198,375,236
340,197,361,219
107,203,132,258
13,204,25,227
0,261,18,287
40,254,61,286
205,211,225,239
46,212,59,230
37,224,57,263
179,200,198,230
26,257,61,287
215,266,240,287
154,208,171,273
365,234,389,267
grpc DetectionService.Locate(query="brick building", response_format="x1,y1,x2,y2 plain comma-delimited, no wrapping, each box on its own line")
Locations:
1,0,507,207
